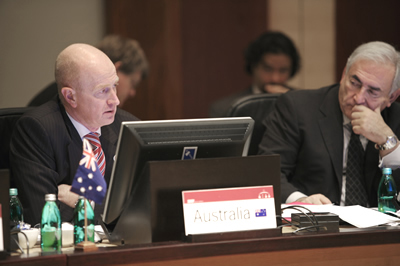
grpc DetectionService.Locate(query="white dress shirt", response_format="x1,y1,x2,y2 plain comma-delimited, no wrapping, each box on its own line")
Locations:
66,112,101,139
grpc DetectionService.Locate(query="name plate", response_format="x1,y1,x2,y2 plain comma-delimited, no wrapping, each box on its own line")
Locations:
182,186,276,236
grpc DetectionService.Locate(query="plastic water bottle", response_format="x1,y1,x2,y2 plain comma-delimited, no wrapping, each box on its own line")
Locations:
9,188,24,228
41,194,62,252
73,196,95,244
378,168,397,213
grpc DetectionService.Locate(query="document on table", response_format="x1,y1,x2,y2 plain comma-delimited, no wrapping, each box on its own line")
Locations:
281,203,400,228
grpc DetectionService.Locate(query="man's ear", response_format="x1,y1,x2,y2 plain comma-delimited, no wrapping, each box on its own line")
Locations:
340,67,346,84
61,87,77,108
389,88,400,105
114,61,122,71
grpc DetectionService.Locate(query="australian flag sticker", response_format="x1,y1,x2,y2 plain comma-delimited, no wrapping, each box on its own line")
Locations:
255,209,267,217
182,147,198,160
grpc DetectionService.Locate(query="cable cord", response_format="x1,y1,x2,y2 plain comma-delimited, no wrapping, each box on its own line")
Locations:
280,205,324,233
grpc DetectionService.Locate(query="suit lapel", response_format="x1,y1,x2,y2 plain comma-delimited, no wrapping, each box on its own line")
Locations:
318,85,344,187
58,101,83,183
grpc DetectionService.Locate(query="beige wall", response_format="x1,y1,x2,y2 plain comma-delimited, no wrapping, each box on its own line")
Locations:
0,0,104,108
0,0,336,109
268,0,336,90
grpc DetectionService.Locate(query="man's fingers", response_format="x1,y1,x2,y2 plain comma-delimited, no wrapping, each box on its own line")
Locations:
303,194,332,205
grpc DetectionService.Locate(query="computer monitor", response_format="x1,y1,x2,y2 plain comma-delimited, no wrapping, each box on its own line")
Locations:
102,155,280,245
102,117,254,225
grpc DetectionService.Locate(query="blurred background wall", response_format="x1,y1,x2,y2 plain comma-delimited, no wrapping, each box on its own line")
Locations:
0,0,105,109
1,0,400,120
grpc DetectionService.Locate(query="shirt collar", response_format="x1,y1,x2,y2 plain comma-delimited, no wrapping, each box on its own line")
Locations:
66,112,101,139
342,113,367,147
252,84,263,94
343,114,351,126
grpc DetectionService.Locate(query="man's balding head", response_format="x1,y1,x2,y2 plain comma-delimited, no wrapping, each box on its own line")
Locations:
55,43,120,131
55,44,115,101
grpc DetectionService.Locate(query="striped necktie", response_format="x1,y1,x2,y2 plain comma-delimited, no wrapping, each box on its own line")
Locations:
84,132,106,176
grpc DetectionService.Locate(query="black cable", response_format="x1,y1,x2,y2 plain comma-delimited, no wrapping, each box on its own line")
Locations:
281,205,319,225
293,224,326,234
276,216,294,228
281,205,322,233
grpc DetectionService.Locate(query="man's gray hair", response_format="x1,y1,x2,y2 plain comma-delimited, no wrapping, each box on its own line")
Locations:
346,41,400,95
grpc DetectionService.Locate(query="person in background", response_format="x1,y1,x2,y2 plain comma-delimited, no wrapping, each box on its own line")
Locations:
209,31,300,117
10,43,139,225
28,35,149,109
259,41,400,207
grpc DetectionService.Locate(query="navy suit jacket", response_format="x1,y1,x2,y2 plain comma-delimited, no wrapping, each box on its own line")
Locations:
259,84,400,205
10,98,138,225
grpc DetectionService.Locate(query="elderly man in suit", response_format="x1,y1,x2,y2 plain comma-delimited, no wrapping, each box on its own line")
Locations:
259,41,400,207
10,43,138,225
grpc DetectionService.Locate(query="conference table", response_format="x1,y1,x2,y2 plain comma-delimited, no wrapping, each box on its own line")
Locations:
1,225,400,266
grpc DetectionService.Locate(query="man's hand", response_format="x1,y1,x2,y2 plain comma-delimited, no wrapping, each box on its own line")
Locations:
263,84,290,94
58,184,80,208
296,194,332,205
351,105,393,144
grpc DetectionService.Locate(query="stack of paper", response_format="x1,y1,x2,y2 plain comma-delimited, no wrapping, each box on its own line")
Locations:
281,203,400,228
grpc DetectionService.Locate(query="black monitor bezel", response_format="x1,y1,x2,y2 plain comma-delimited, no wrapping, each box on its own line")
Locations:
102,117,254,225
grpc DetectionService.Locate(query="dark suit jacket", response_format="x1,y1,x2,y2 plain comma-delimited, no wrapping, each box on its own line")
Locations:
259,84,400,205
10,98,139,225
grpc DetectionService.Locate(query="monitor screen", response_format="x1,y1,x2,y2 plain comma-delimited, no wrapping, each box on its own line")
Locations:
102,117,254,225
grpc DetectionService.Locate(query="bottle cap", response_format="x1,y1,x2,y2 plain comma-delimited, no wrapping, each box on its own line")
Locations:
383,168,392,175
9,188,18,196
45,194,57,201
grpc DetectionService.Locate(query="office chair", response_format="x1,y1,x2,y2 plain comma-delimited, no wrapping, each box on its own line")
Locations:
226,93,280,155
0,107,34,171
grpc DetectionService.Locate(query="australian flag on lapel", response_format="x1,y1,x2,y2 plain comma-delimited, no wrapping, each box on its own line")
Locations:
70,138,107,204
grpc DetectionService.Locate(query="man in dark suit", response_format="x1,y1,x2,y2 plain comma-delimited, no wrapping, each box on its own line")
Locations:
209,31,301,117
10,43,138,226
259,41,400,206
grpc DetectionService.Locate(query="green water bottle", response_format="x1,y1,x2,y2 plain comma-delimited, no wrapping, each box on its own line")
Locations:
41,194,62,252
9,188,24,228
73,196,95,244
378,168,397,213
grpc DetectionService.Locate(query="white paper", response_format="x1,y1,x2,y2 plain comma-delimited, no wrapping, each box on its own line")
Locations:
282,204,400,228
331,205,400,228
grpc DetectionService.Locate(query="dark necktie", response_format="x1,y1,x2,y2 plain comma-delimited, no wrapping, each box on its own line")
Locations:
84,132,106,176
345,127,368,206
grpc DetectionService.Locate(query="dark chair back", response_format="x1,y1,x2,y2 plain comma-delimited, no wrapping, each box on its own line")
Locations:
0,107,34,170
226,94,280,155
